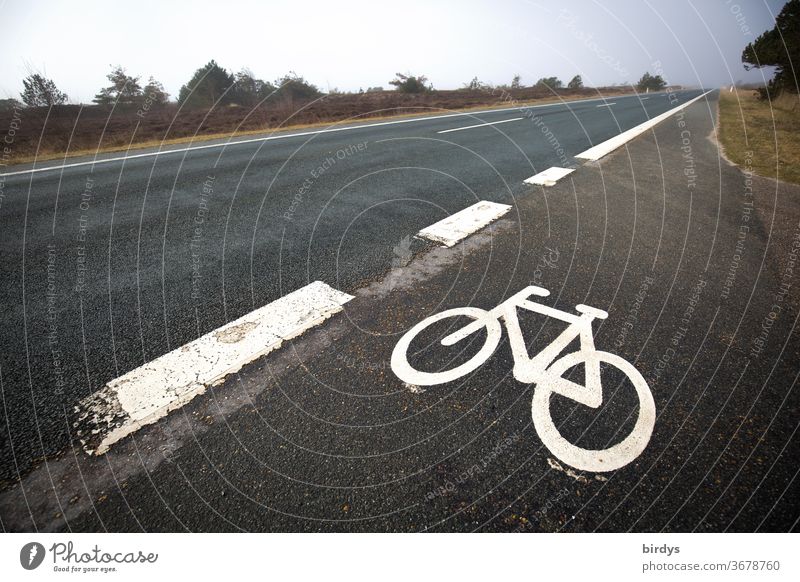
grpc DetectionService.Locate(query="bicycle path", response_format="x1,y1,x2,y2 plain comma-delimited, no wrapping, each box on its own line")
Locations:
2,92,798,532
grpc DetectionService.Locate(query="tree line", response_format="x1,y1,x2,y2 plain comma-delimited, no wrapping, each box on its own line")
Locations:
11,64,671,111
461,74,585,92
13,61,326,109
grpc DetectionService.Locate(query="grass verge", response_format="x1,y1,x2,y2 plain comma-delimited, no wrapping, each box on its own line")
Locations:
718,89,800,185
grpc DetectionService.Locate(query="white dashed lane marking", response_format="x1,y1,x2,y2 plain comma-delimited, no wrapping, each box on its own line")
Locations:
524,167,575,186
437,117,523,134
417,201,511,247
76,281,353,454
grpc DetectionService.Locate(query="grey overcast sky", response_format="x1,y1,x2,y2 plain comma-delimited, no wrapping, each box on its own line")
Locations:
0,0,787,103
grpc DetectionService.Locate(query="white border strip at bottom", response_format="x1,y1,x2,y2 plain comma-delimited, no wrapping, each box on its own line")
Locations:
417,201,512,247
575,90,713,161
76,281,353,454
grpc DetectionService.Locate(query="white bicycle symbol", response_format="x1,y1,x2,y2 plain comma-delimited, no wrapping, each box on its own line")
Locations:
391,285,655,472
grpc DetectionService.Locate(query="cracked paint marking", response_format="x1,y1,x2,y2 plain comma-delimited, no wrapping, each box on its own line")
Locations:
215,321,259,343
75,281,353,454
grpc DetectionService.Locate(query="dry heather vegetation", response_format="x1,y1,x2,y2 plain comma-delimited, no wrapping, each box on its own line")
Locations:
718,89,800,185
0,86,635,165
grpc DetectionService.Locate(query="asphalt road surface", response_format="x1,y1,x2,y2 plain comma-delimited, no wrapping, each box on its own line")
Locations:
1,89,798,532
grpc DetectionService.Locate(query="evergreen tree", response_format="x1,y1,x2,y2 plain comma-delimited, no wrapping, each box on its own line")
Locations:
93,66,143,105
742,0,799,97
389,73,432,93
178,60,236,108
20,74,68,106
567,75,584,89
142,77,170,104
636,72,666,91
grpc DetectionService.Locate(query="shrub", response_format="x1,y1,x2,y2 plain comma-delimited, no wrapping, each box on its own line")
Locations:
389,73,432,93
275,72,322,100
535,77,562,90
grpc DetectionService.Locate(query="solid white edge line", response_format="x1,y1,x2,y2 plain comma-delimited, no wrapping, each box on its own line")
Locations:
417,201,512,247
0,91,694,177
436,117,523,134
75,281,353,454
575,90,713,161
524,167,575,187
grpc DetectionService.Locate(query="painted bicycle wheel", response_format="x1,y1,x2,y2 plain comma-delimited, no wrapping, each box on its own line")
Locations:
391,307,502,386
531,350,655,472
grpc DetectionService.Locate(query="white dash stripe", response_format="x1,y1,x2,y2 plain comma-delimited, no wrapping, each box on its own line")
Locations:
524,166,575,186
417,201,512,247
437,117,523,134
77,281,353,454
596,102,616,107
576,90,712,161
